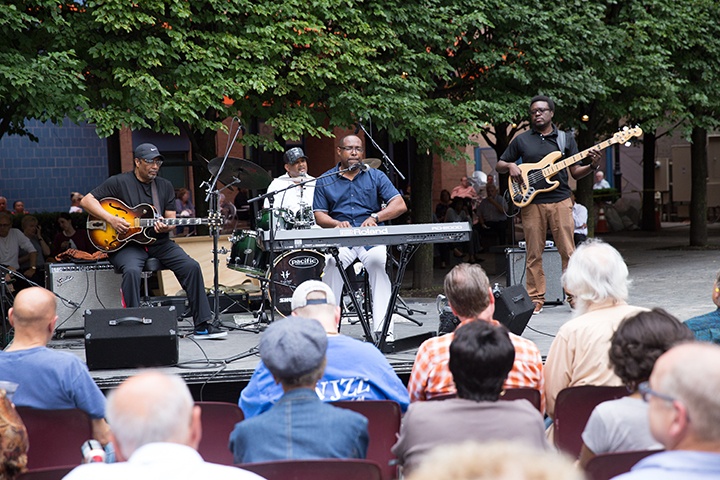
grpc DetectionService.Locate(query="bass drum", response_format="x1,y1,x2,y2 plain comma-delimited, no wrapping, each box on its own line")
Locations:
227,230,268,275
268,249,326,317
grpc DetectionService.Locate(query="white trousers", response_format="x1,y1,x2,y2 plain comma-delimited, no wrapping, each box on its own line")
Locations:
323,245,393,336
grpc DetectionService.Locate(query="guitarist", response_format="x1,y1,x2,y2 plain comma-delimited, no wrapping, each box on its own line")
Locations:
80,143,226,339
496,96,601,315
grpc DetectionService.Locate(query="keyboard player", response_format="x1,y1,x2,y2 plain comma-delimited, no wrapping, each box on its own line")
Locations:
313,134,408,342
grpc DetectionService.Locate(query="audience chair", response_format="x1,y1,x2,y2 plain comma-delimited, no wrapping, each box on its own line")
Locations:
499,387,542,412
17,465,76,480
237,458,383,480
331,400,401,480
195,401,245,465
584,449,662,480
16,407,92,470
553,385,629,458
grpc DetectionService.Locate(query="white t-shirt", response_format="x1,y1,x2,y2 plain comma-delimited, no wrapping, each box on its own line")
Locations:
582,396,663,454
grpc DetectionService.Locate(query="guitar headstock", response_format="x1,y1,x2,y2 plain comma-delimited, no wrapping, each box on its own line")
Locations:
613,126,643,145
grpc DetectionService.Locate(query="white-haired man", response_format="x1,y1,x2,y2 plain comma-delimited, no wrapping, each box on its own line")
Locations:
613,342,720,479
63,371,264,479
239,280,409,418
544,238,648,419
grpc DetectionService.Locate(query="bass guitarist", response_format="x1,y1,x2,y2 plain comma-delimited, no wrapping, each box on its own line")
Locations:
80,143,226,338
496,95,601,314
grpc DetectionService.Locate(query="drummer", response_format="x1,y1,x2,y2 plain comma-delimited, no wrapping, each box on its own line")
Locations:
262,147,316,229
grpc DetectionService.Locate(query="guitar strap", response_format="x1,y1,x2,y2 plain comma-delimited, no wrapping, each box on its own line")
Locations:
150,180,162,216
557,129,567,157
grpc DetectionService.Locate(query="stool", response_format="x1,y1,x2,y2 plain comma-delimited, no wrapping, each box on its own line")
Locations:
141,257,163,304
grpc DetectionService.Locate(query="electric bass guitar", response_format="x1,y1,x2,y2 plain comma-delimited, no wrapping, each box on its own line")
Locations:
87,197,222,253
509,127,643,208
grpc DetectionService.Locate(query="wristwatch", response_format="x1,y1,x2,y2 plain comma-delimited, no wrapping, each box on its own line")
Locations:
370,213,380,222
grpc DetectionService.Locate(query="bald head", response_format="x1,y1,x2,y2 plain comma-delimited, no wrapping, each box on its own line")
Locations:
107,371,198,458
650,342,720,448
8,287,57,341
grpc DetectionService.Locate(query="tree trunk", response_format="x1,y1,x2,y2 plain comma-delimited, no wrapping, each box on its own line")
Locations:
641,132,657,231
689,126,708,246
412,149,434,290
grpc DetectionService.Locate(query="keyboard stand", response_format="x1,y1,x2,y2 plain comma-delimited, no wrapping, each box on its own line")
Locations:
328,247,374,342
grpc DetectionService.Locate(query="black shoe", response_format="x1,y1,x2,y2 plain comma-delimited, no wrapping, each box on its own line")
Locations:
194,322,228,339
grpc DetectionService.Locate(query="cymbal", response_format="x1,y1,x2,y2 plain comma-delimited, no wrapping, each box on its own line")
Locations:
364,158,382,169
208,157,272,190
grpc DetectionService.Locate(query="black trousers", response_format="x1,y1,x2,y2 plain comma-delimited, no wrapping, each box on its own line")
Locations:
109,239,211,327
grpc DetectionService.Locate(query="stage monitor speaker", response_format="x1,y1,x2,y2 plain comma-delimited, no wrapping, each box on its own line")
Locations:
493,284,534,336
47,262,123,336
84,306,178,371
506,247,565,305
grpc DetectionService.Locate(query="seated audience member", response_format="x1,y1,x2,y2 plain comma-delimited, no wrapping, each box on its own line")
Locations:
435,189,451,223
613,342,720,480
579,309,694,467
18,215,50,289
684,269,720,343
52,212,94,256
0,196,7,213
476,183,508,246
407,264,544,408
593,170,611,189
64,371,263,479
11,201,26,216
0,212,36,288
240,280,409,418
405,441,584,480
571,193,588,246
0,287,110,445
544,238,647,419
70,192,84,213
450,176,478,202
229,317,369,464
393,321,549,474
0,389,28,480
174,188,196,236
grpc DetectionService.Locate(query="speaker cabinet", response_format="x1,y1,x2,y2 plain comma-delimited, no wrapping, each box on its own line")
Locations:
506,247,565,305
493,284,534,336
84,306,179,370
47,262,123,335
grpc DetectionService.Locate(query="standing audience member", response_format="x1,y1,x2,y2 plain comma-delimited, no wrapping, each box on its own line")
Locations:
229,317,369,463
612,342,720,480
579,309,694,467
544,238,647,420
52,212,94,256
571,193,588,246
0,212,37,285
407,264,544,408
684,269,720,343
405,441,584,480
64,371,264,479
239,280,409,418
496,95,602,314
593,170,611,189
18,215,50,289
69,192,84,213
0,287,110,446
0,388,28,480
11,202,26,216
393,322,549,474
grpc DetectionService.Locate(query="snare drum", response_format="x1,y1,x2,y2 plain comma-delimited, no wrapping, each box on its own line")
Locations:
268,249,326,316
227,230,268,275
257,208,291,231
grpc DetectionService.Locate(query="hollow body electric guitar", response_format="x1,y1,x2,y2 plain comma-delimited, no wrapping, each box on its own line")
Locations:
509,127,643,208
87,198,222,252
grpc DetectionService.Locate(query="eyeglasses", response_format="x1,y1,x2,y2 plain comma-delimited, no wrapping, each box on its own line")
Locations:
529,108,551,115
339,146,364,153
638,381,676,403
141,157,164,166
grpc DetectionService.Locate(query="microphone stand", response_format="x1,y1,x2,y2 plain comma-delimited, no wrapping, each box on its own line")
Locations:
356,120,405,181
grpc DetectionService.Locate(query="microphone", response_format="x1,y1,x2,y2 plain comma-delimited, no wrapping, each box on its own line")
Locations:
349,162,369,172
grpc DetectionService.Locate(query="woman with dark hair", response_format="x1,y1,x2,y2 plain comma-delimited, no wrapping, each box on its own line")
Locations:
52,212,94,256
578,308,694,467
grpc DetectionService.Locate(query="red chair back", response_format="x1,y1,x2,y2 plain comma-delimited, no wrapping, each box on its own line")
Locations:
553,385,629,458
16,407,92,470
237,458,383,480
584,449,662,480
195,401,245,465
332,400,401,480
500,388,542,412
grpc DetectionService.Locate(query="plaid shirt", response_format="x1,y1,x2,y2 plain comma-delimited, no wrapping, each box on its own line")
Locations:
407,319,545,412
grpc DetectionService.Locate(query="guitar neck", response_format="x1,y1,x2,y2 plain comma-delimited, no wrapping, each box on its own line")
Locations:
544,137,621,175
137,217,207,227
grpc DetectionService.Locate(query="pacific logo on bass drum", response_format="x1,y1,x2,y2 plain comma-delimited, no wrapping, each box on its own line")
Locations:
289,255,321,269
